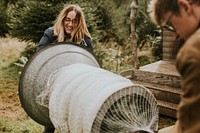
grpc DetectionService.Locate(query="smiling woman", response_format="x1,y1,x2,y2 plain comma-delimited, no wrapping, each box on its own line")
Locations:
38,4,92,51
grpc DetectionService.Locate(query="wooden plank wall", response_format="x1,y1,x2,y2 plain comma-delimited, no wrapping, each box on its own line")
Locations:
162,28,183,61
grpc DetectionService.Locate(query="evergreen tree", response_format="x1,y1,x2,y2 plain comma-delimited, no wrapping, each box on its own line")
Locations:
0,0,9,37
8,0,61,43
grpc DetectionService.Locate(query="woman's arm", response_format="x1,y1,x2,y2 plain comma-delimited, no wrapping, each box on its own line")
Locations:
81,36,93,50
38,27,56,48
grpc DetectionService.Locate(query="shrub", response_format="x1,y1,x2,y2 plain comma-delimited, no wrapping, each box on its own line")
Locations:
0,1,9,37
8,0,61,43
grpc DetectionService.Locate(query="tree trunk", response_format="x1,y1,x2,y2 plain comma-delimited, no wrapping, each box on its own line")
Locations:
130,0,139,69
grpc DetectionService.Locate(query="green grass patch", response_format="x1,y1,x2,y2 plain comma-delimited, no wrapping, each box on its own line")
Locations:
0,63,21,80
159,115,176,129
0,117,43,133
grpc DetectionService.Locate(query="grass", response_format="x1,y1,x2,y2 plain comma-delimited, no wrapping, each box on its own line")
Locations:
0,64,20,80
0,37,26,62
159,115,176,129
0,37,26,80
0,37,45,133
0,118,43,133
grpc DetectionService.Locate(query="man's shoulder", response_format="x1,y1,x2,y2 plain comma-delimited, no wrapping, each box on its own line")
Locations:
178,29,200,60
184,29,200,49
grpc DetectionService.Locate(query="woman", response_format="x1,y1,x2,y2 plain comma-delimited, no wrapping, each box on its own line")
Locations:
38,4,92,50
40,4,92,133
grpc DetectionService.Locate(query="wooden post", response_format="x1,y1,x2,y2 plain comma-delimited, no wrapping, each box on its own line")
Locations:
130,0,139,69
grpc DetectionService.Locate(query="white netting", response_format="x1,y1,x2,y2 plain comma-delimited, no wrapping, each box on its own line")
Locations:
36,63,158,133
91,85,158,133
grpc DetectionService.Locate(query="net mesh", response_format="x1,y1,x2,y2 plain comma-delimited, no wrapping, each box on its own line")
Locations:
92,85,158,133
36,63,158,133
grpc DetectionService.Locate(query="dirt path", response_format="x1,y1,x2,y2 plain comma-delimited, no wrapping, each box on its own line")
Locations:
0,80,28,120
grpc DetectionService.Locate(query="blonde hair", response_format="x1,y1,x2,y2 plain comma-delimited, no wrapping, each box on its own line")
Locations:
53,4,92,43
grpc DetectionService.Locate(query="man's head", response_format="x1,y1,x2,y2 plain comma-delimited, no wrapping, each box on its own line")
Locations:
148,0,200,39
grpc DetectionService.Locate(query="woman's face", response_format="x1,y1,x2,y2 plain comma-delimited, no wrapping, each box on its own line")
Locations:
63,10,79,35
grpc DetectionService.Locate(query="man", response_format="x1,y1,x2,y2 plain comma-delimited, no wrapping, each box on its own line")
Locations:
148,0,200,133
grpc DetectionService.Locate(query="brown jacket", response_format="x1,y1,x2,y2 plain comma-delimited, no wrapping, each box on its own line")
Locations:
176,29,200,133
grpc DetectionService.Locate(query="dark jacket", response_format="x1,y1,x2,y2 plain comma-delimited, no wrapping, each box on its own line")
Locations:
38,27,92,49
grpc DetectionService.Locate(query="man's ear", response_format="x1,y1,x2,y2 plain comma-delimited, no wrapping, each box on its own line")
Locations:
178,0,192,14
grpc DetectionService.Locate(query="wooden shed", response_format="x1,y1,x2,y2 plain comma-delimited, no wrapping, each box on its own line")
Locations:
121,28,183,118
